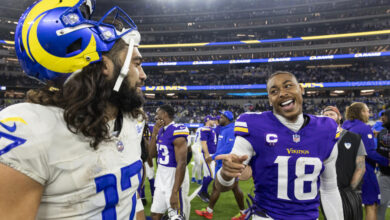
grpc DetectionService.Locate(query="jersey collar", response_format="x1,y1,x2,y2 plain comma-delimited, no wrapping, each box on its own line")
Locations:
164,121,175,130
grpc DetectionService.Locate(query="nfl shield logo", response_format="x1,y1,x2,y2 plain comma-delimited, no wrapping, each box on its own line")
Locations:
293,134,300,143
116,140,124,152
344,142,351,149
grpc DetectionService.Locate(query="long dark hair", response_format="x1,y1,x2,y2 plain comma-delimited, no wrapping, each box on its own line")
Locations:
27,39,144,149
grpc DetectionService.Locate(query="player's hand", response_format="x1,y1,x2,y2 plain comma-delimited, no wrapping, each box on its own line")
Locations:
153,119,164,134
205,156,213,164
239,165,252,181
215,154,248,178
169,192,179,210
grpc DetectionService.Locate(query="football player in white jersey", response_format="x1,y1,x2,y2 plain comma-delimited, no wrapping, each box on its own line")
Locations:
0,0,147,219
191,127,204,184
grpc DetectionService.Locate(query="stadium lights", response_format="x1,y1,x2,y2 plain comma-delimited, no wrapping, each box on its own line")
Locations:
145,93,155,98
166,93,175,96
333,90,345,94
306,64,353,68
1,86,6,91
361,89,375,93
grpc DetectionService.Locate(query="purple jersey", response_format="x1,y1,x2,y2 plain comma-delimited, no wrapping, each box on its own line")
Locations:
156,123,189,167
200,126,217,154
235,112,338,219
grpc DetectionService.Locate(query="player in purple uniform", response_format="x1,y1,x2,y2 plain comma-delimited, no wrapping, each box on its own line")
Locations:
149,105,190,219
342,102,390,220
198,115,218,202
215,71,343,220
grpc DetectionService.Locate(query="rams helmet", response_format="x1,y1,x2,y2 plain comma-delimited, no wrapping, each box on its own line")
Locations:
15,0,140,87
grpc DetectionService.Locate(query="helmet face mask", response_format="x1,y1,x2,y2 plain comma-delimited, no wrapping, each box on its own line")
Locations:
15,0,140,85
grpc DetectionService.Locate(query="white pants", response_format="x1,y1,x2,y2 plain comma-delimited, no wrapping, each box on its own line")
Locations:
151,166,190,219
201,153,215,178
144,162,154,180
191,144,203,179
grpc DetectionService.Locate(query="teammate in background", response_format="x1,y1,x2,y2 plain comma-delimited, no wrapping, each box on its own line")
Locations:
322,106,366,220
0,0,147,219
215,71,343,219
197,115,218,203
195,111,246,220
191,128,204,184
342,102,390,220
376,109,390,220
149,105,190,220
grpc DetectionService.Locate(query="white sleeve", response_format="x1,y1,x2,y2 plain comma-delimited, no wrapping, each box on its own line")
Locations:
320,143,344,220
136,193,144,212
230,136,255,165
0,104,50,185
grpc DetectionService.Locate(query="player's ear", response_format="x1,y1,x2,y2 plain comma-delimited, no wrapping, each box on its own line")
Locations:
299,84,305,95
101,55,114,77
268,97,273,107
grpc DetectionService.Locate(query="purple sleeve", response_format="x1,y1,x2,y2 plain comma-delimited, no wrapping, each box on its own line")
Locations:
234,114,250,137
200,128,209,141
361,125,389,167
172,125,189,140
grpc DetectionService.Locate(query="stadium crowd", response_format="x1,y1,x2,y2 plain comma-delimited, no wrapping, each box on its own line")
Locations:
145,63,390,86
143,96,389,124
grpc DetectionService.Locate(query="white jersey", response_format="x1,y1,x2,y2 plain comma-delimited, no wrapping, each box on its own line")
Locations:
0,103,144,219
193,127,202,146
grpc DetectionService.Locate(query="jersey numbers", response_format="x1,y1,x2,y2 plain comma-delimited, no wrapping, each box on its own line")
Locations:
0,131,26,155
274,156,322,201
158,144,170,165
94,160,142,220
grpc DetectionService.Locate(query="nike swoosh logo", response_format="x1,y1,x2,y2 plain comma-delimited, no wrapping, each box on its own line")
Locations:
0,121,16,133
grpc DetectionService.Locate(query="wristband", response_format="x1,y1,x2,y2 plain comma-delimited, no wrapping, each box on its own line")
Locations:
217,169,235,187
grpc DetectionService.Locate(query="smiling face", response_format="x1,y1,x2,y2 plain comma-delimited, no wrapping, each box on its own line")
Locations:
267,72,304,122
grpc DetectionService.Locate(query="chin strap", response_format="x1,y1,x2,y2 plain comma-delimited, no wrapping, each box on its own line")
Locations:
113,38,135,92
113,29,140,92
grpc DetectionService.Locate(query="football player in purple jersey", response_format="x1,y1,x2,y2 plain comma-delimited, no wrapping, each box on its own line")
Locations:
149,105,190,219
215,71,343,220
197,115,218,202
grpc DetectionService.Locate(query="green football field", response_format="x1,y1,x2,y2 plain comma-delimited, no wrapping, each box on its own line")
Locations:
142,163,390,220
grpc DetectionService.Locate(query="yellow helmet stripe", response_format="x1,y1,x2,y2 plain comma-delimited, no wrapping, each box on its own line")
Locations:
22,0,80,61
29,14,99,73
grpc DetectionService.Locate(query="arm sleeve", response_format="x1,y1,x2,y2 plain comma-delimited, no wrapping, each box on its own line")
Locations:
361,127,388,166
357,140,367,156
230,136,255,165
172,125,189,140
320,143,344,220
0,105,49,185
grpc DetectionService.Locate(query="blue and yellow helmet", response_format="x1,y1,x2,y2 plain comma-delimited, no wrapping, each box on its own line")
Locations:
15,0,139,83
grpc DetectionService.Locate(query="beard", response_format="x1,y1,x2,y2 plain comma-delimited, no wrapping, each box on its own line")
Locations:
106,64,144,114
